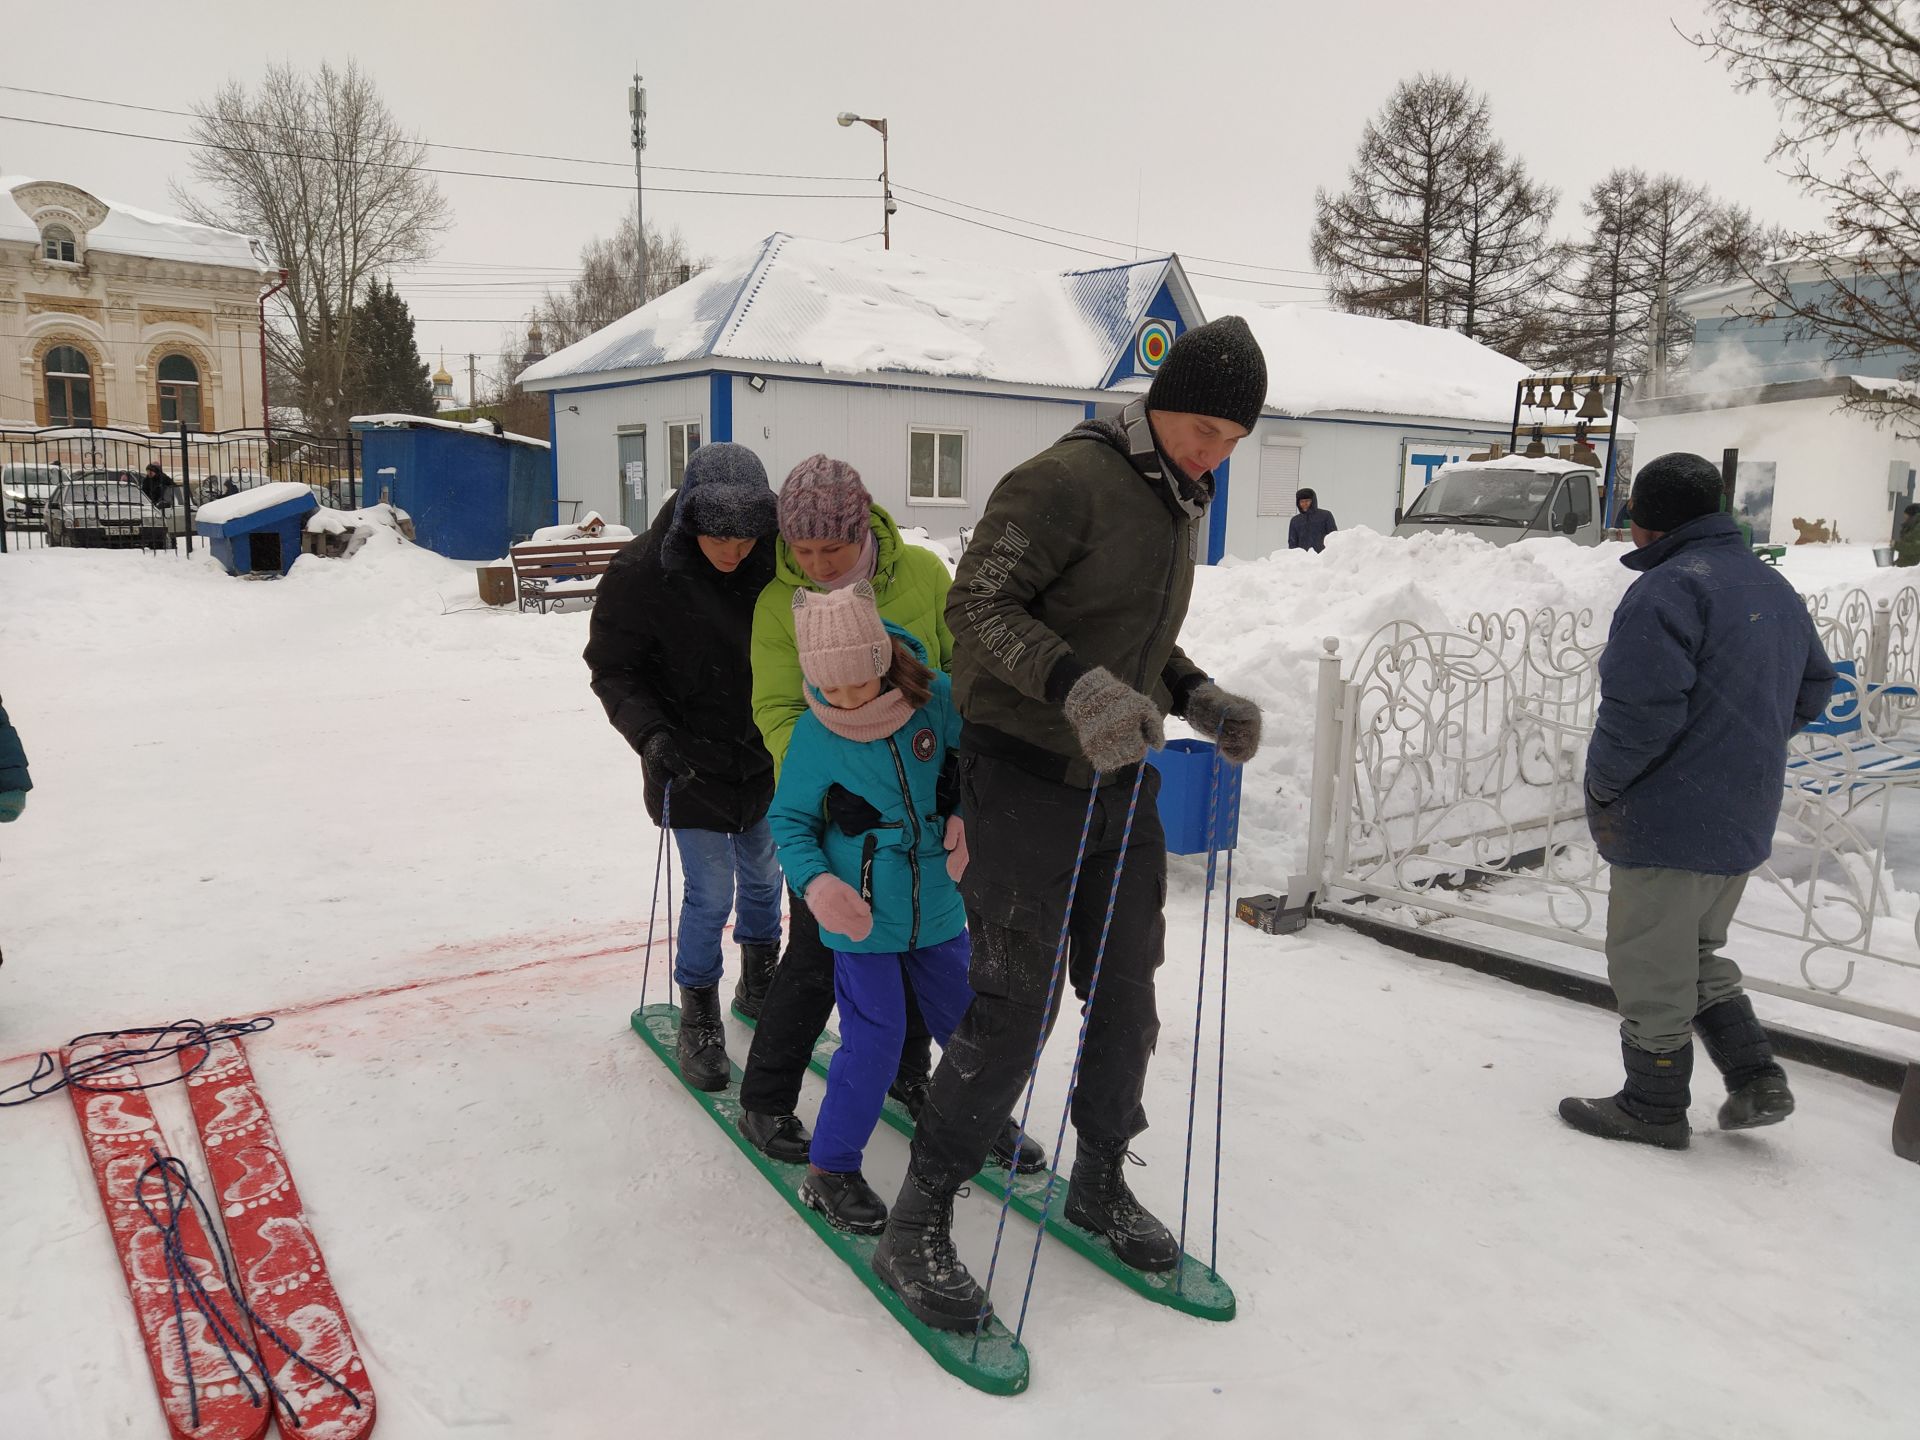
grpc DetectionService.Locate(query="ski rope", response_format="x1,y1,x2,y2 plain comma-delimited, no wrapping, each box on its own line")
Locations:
1211,769,1240,1275
1011,763,1150,1346
1174,735,1226,1294
0,1017,275,1108
639,782,675,1013
970,773,1103,1359
134,1148,362,1430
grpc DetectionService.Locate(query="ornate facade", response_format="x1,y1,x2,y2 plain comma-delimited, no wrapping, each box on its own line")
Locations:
0,176,276,433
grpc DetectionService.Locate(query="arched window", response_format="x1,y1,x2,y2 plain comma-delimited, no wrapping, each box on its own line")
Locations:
157,353,202,429
41,225,76,263
43,346,92,428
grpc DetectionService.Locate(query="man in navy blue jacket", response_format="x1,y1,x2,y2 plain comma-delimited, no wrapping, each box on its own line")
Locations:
1562,453,1836,1150
1288,488,1337,552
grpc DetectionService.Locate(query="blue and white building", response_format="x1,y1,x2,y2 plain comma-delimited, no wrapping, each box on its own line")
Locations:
518,233,1527,560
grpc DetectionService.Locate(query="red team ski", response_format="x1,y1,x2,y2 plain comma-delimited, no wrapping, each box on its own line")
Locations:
65,1033,374,1440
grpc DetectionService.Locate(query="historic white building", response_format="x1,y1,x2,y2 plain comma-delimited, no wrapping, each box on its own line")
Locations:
0,175,277,433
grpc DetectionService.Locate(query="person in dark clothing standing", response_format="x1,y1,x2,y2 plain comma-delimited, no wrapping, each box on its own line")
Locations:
140,462,172,509
1562,452,1836,1151
1895,503,1920,567
871,316,1270,1330
1288,488,1336,552
584,443,786,1090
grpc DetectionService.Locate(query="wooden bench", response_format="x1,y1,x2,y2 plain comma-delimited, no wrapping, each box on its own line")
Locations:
508,538,627,614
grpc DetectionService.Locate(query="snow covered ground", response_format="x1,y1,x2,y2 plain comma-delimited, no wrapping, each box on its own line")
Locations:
2,535,1916,1439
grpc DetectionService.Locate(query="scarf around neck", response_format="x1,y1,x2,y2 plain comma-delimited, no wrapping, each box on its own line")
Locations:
806,682,915,743
822,529,879,592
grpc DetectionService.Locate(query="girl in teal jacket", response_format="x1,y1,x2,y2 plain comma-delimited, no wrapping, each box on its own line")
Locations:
767,584,973,1234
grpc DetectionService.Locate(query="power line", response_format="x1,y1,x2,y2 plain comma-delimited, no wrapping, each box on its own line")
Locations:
0,112,872,201
0,83,869,183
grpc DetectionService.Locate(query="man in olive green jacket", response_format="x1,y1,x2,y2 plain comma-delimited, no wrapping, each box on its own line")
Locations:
1896,503,1920,567
873,316,1270,1330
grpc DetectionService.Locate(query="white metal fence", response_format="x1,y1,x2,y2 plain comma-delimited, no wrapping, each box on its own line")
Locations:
1304,584,1920,1035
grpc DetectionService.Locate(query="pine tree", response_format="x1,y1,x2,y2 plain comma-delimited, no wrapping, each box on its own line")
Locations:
348,279,435,416
1313,74,1555,356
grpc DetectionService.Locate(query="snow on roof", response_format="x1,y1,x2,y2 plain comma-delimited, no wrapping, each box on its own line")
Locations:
350,413,551,450
1439,453,1597,476
193,480,316,527
0,176,273,273
519,233,1175,390
1198,294,1528,423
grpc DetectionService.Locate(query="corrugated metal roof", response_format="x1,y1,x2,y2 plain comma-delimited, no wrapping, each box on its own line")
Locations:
521,233,1177,390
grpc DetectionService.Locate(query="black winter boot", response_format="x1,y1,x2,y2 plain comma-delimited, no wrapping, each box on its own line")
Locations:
887,1075,931,1119
872,1170,992,1332
1695,995,1795,1131
988,1120,1047,1175
801,1167,888,1235
1558,1041,1692,1150
730,942,780,1022
740,1109,811,1164
1064,1137,1180,1272
675,985,730,1093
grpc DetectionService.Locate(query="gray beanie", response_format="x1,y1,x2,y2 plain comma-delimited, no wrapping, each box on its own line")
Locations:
678,442,778,539
1145,316,1269,433
1628,452,1724,534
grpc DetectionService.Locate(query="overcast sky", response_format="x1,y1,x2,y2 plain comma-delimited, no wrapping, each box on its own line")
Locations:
4,0,1824,403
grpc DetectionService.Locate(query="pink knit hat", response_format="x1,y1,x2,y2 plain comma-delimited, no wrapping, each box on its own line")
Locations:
793,582,890,690
779,454,872,542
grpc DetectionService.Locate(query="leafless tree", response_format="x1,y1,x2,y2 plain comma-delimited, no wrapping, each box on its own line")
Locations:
1694,1,1920,427
530,215,706,352
172,61,449,434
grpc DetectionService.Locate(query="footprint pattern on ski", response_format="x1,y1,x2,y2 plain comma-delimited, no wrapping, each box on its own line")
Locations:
180,1037,376,1440
63,1046,271,1440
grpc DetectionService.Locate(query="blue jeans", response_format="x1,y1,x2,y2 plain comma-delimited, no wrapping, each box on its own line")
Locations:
671,822,784,989
810,932,974,1174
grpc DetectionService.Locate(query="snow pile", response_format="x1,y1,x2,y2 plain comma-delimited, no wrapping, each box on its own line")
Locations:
526,512,633,544
1199,293,1528,422
898,525,958,572
193,481,316,526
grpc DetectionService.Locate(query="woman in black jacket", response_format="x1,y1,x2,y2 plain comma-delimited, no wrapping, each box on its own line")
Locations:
584,443,783,1089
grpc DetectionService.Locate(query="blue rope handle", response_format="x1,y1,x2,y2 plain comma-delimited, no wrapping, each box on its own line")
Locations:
1175,737,1226,1293
1211,768,1243,1274
970,775,1103,1356
639,781,674,1012
1011,762,1150,1344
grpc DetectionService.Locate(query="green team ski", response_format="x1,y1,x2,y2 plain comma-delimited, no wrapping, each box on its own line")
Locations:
632,1004,1029,1396
736,1011,1236,1322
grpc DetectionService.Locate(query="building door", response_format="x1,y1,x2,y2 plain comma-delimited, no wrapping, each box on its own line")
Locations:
617,429,647,532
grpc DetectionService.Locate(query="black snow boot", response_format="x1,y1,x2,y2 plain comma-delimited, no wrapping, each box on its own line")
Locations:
740,1109,811,1164
988,1119,1047,1175
1558,1041,1692,1150
801,1167,888,1235
887,1075,931,1119
1694,994,1795,1131
675,985,730,1093
1064,1137,1180,1272
730,942,779,1022
872,1169,992,1332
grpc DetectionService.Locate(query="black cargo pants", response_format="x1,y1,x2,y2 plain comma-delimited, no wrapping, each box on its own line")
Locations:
738,885,933,1116
909,751,1166,1191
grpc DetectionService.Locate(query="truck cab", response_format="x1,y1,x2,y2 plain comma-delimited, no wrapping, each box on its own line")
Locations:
1393,455,1606,548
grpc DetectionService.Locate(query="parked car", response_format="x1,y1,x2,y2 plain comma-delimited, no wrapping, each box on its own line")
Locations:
46,476,168,549
1,462,67,529
1393,457,1606,548
192,470,272,505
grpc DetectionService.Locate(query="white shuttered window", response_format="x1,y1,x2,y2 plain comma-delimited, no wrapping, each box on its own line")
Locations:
1257,442,1303,517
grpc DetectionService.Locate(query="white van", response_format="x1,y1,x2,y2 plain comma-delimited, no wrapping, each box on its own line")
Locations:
1393,455,1607,547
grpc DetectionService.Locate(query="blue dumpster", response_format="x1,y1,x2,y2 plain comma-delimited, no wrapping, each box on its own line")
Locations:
1147,739,1242,855
351,416,555,561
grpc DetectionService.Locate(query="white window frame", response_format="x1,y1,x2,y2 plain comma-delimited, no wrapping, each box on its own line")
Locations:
1256,438,1304,518
665,417,702,491
907,426,967,507
40,224,78,265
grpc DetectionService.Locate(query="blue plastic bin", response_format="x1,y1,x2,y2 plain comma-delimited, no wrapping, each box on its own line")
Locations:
1147,739,1242,856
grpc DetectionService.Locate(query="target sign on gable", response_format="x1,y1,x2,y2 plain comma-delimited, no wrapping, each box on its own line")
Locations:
1135,318,1175,374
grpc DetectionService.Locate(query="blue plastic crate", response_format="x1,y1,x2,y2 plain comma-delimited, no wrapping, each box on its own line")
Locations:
1147,739,1242,856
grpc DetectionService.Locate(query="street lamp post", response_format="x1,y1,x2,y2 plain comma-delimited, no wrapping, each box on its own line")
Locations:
836,112,895,250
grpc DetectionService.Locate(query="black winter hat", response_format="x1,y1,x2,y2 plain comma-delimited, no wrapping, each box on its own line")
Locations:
677,442,778,540
1145,315,1268,434
1628,452,1724,533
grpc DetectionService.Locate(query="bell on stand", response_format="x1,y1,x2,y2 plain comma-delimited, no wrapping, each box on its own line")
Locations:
1520,379,1537,409
1524,424,1548,459
1555,378,1579,412
1577,379,1608,420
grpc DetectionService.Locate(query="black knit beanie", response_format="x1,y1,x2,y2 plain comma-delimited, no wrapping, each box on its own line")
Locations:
1627,452,1725,533
678,442,778,539
1145,316,1268,433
